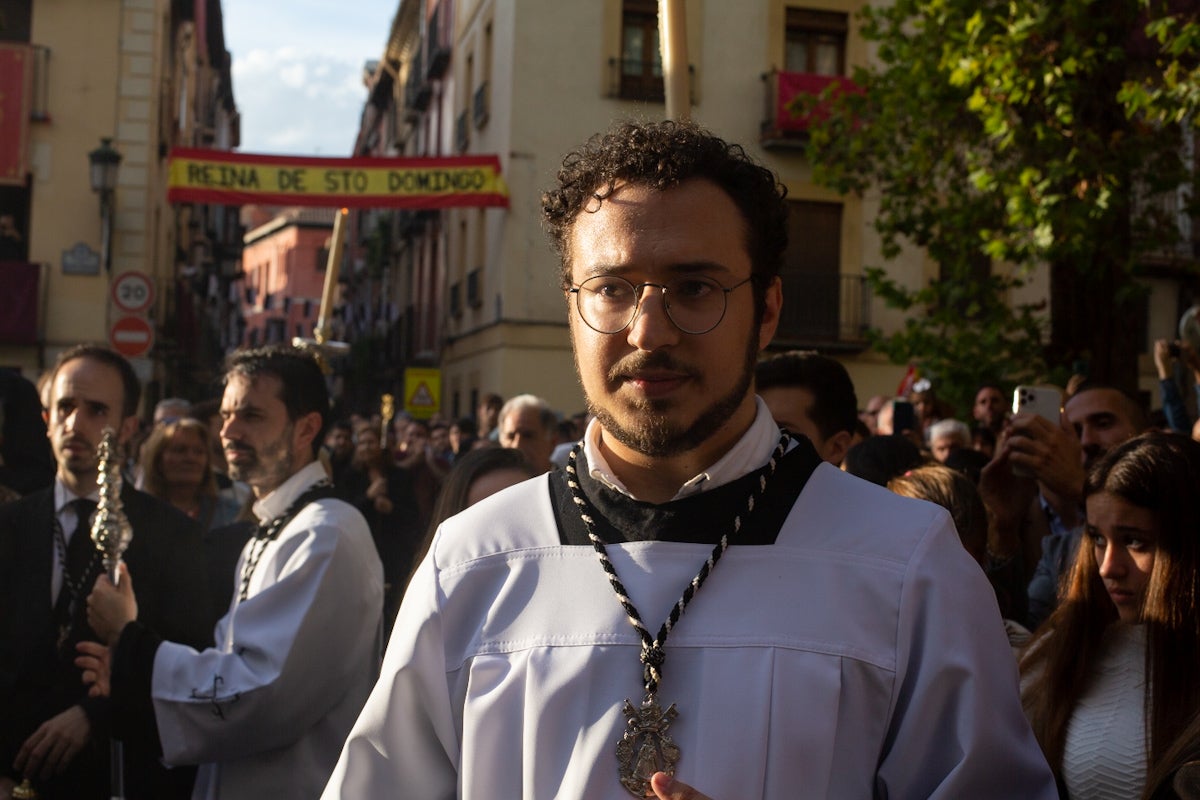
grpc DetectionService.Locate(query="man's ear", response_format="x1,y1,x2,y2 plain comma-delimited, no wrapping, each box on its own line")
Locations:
757,277,783,351
823,430,854,467
293,411,323,453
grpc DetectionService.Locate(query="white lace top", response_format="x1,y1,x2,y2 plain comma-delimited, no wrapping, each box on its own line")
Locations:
1062,623,1148,799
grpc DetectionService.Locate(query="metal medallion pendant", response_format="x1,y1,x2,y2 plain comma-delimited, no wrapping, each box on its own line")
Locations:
616,694,680,797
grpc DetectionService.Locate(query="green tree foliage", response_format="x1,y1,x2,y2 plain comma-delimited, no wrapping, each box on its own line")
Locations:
864,267,1061,418
800,0,1198,399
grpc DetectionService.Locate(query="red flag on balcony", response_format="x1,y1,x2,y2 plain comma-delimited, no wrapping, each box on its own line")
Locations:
776,72,860,133
0,44,33,186
0,261,39,345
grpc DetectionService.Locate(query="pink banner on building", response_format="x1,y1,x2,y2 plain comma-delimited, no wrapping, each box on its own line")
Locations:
0,44,32,186
0,261,39,345
775,72,859,132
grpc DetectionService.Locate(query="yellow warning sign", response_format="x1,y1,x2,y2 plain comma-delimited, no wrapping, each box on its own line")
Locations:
404,368,441,420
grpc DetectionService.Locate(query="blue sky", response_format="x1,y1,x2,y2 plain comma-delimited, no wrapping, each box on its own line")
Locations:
223,0,397,156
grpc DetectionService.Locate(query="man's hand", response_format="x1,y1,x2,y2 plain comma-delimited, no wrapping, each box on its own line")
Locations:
1182,341,1200,380
651,772,713,800
74,641,112,698
1154,339,1174,380
978,439,1039,559
1004,413,1086,528
86,563,137,647
366,475,387,499
13,705,91,780
979,433,1038,524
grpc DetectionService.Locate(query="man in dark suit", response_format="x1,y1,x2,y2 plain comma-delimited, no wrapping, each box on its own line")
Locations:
0,345,211,799
0,367,55,496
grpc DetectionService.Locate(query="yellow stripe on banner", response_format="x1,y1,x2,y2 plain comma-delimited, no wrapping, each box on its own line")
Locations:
168,158,506,198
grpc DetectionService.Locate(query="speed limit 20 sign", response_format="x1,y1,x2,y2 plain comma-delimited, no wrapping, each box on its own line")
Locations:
111,271,155,314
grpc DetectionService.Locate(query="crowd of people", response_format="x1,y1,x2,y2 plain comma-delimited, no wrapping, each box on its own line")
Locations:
1,120,1198,799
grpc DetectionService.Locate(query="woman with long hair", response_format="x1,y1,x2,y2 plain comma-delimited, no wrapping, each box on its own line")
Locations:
1020,432,1200,799
401,446,540,595
141,417,242,532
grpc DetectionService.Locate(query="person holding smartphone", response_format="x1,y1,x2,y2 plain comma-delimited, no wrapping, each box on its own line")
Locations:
981,383,1147,630
1153,338,1200,436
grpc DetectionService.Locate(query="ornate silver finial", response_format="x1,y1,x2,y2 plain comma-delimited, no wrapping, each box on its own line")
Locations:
91,427,133,583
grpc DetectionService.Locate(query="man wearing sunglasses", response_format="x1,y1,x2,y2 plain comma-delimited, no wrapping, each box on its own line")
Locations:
325,121,1055,799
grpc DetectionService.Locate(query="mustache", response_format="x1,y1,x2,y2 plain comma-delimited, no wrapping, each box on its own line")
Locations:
606,351,699,383
225,443,255,456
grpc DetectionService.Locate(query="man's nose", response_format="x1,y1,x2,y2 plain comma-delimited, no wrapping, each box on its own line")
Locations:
626,286,678,351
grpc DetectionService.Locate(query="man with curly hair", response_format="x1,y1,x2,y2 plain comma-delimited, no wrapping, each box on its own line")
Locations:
325,121,1055,799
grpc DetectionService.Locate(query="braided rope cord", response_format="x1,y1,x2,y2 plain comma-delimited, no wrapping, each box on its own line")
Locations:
237,479,333,602
565,433,790,697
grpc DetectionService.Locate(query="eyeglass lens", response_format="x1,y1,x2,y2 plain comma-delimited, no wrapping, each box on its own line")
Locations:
574,275,730,335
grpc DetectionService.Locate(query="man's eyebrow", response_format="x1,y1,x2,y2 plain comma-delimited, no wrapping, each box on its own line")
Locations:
579,261,736,279
667,261,736,277
222,402,264,415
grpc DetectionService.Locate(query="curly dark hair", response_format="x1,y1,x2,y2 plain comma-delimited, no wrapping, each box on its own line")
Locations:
541,120,788,319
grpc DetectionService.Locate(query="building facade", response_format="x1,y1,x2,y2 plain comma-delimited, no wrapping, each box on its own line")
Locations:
0,0,239,406
352,0,1194,420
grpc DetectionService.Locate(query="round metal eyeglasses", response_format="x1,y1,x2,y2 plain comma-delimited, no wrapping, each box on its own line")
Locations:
568,274,754,335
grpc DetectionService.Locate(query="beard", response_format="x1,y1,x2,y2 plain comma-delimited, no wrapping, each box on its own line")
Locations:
225,424,295,492
579,331,758,459
57,435,98,476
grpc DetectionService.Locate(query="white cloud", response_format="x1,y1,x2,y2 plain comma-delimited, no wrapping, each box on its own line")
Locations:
223,0,395,156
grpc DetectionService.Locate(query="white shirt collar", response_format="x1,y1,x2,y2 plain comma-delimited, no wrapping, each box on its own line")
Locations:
54,476,101,513
582,396,783,502
251,460,327,523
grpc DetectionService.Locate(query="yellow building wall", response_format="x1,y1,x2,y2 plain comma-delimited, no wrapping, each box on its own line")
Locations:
5,0,172,393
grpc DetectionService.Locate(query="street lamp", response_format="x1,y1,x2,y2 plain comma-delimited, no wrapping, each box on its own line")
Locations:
88,137,121,273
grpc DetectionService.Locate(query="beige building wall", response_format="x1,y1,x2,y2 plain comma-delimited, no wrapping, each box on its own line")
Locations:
438,0,1144,419
7,0,173,392
439,0,930,415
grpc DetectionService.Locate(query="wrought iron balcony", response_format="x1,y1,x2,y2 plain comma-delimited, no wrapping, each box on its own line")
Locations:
774,271,870,348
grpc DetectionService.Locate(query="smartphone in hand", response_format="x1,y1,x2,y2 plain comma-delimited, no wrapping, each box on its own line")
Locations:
891,399,916,433
1011,386,1062,476
1012,386,1062,424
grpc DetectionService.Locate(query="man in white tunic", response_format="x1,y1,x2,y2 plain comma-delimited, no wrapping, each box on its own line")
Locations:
323,121,1057,799
85,346,383,800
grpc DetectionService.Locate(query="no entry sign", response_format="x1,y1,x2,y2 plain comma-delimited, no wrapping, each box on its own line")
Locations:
109,315,154,358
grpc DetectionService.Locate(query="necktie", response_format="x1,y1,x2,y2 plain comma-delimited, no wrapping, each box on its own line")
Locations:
64,498,99,589
53,499,99,647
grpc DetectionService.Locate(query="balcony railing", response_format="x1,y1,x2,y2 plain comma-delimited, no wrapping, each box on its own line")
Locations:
761,70,859,149
405,51,432,113
775,272,870,347
467,268,482,308
426,5,450,79
455,110,469,152
473,82,489,129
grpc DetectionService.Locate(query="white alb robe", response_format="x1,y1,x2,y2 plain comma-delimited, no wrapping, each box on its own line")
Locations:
153,461,384,800
323,456,1056,799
